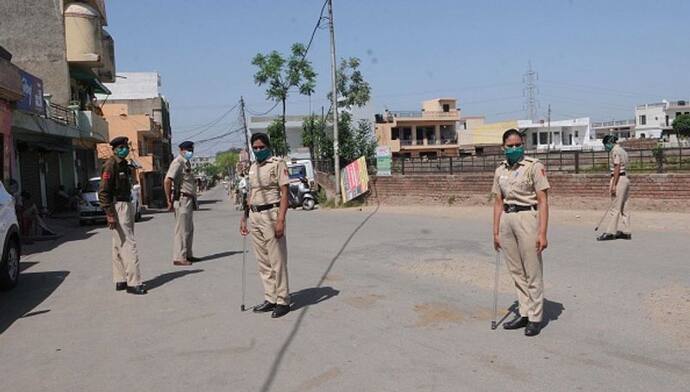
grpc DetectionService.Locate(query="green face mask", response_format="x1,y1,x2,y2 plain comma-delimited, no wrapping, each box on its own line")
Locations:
115,147,129,158
505,146,525,166
254,148,272,162
604,143,614,152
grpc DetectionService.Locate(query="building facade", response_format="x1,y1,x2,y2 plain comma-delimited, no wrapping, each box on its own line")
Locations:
0,0,114,210
519,118,593,151
249,114,310,152
591,119,636,141
375,98,461,158
98,73,173,207
634,100,690,139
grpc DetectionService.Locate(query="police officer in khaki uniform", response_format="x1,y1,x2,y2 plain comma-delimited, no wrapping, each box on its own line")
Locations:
492,129,550,336
239,133,291,318
99,136,147,295
597,135,632,241
165,141,199,266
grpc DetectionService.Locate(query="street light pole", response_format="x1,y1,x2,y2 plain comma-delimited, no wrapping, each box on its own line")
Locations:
328,0,340,204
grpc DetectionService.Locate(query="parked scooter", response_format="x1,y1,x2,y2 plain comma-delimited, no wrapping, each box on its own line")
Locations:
288,177,316,210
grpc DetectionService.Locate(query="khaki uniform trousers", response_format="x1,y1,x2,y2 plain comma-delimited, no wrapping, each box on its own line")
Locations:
173,196,195,261
500,210,543,322
112,201,142,286
249,208,289,305
605,176,631,235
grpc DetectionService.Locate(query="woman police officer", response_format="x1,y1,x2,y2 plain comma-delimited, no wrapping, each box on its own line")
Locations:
239,133,291,318
491,129,550,336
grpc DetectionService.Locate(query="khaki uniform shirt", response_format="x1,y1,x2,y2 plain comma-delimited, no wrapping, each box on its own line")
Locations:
610,145,628,174
98,156,132,215
166,155,196,197
492,156,550,206
248,156,289,205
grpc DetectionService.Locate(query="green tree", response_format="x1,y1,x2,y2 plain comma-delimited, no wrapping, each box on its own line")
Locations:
267,119,289,156
672,113,690,138
252,43,316,156
215,151,239,176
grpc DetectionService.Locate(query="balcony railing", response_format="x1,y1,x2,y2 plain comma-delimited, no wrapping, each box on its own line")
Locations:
389,110,458,119
592,119,636,127
47,102,77,127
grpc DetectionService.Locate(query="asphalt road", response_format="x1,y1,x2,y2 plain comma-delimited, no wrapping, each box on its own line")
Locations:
1,186,688,392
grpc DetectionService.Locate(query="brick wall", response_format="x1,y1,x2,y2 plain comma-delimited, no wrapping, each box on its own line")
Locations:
369,173,690,201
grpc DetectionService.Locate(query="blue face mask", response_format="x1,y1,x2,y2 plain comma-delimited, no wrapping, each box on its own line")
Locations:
115,147,129,159
505,146,525,166
254,148,272,162
604,143,614,152
183,151,194,160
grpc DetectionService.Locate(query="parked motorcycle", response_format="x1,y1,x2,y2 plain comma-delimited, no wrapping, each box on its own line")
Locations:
288,178,316,211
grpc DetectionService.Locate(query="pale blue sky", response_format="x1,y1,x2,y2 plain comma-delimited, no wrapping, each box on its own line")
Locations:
106,0,690,154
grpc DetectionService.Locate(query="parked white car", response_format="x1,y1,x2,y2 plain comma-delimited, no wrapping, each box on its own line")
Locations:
78,177,142,226
0,181,21,290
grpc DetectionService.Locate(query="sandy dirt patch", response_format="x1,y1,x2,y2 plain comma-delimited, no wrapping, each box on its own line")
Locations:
642,284,690,349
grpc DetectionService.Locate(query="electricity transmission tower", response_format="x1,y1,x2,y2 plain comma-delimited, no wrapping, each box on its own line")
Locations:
523,61,539,121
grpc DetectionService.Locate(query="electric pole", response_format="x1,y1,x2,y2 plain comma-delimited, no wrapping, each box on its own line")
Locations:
328,0,340,204
523,61,539,122
547,104,551,153
240,96,251,164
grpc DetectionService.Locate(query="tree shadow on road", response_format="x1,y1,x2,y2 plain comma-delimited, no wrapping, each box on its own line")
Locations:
290,286,340,312
144,269,203,291
0,270,70,334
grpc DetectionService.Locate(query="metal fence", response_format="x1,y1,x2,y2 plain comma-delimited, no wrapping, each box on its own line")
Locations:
315,147,690,175
47,102,77,127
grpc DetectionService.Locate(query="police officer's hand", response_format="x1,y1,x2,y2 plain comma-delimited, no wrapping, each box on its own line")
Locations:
493,233,501,251
537,233,548,253
167,199,174,212
610,187,616,197
240,219,249,236
106,214,117,230
275,220,285,239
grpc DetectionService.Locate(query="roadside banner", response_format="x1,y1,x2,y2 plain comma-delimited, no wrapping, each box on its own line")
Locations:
340,156,369,203
375,146,392,176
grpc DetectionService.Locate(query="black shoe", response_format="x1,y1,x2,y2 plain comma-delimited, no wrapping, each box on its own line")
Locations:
615,231,632,240
597,233,616,241
126,285,148,295
115,282,127,291
271,304,291,318
253,301,276,313
525,321,542,336
188,256,202,262
503,315,529,330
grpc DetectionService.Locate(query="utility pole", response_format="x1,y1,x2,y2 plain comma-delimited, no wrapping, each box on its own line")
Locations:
328,0,340,204
523,61,539,122
240,96,251,165
547,104,551,153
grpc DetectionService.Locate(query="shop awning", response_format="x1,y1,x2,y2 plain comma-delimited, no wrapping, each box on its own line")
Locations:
70,68,112,95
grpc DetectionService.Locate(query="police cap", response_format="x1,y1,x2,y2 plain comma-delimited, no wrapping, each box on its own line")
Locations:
109,136,129,148
179,141,194,150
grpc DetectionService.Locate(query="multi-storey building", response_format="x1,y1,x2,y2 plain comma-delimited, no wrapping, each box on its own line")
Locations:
519,118,594,151
0,0,115,210
375,98,461,158
635,100,690,140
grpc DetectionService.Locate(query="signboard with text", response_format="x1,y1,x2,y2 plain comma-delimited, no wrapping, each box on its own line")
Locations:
16,70,45,115
340,156,369,203
375,146,392,176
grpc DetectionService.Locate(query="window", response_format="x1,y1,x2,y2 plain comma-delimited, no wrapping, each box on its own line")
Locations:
676,112,682,118
531,132,538,145
391,127,400,140
539,132,548,144
402,128,412,140
575,131,579,138
639,115,646,125
416,128,424,141
442,104,450,112
666,115,669,126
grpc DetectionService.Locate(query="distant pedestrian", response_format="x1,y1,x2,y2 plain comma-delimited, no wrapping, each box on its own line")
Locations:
99,136,146,295
597,135,631,241
165,141,199,266
492,129,550,336
239,133,291,318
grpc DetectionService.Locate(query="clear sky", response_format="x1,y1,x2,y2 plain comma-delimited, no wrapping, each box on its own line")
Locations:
106,0,690,155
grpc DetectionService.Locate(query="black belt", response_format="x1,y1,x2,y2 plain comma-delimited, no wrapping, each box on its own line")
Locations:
504,204,537,213
250,202,280,213
610,172,626,177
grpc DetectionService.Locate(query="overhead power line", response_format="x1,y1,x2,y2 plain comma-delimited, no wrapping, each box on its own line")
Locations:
175,101,240,138
194,126,245,144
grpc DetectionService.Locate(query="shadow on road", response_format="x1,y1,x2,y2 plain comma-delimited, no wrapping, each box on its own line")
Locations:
259,202,381,392
197,199,222,205
144,269,203,291
502,299,565,329
193,251,242,263
0,270,70,334
290,286,340,312
23,218,98,256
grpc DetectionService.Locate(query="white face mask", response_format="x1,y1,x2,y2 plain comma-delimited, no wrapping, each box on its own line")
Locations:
183,151,194,160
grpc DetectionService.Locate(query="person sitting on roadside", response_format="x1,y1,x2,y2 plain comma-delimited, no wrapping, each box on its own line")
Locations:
21,192,57,237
